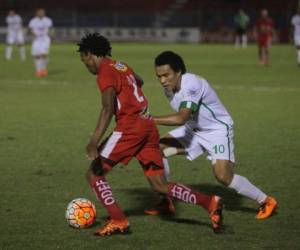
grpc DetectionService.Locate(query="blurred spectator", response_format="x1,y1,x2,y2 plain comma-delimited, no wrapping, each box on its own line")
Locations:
28,8,53,77
291,7,300,66
255,9,274,66
234,9,250,48
5,10,26,61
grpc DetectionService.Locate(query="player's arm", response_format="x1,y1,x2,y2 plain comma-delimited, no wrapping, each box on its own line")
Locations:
154,108,192,126
86,87,115,160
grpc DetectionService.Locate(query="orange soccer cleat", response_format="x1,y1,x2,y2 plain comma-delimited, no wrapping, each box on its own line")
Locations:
36,69,48,77
94,218,130,236
208,196,223,233
144,197,175,216
256,196,277,220
41,69,48,76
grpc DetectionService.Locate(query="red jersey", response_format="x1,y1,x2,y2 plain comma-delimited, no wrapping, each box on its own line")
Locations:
97,58,149,131
256,17,273,38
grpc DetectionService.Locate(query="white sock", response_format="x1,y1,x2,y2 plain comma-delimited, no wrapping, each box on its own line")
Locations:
19,46,26,60
242,35,247,48
163,158,170,181
5,46,13,60
234,37,240,48
297,50,300,63
35,58,43,71
42,58,48,70
229,174,267,204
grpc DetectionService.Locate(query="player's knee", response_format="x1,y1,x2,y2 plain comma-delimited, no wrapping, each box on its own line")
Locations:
90,157,106,176
151,180,168,194
215,170,234,186
147,176,168,194
213,161,234,186
152,184,168,194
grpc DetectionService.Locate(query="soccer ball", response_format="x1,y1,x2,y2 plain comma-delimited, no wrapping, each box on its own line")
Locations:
65,198,96,228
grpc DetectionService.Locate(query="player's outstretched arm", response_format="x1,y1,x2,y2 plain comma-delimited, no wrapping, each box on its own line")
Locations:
153,108,191,126
86,87,115,160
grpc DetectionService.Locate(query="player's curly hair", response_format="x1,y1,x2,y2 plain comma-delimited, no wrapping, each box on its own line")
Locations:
154,51,186,74
77,33,112,57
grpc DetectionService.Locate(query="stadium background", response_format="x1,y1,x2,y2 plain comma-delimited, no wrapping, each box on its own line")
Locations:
0,0,299,43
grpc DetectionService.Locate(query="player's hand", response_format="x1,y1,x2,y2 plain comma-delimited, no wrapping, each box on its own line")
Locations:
86,141,99,160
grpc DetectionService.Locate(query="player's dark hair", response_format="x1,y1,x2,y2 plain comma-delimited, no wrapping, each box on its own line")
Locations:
77,33,112,57
154,51,186,74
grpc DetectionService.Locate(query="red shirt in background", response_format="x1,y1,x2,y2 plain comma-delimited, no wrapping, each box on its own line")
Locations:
256,17,274,46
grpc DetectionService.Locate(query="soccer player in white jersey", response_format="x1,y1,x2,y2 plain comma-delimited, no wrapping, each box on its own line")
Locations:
147,51,277,220
28,8,53,77
5,10,26,61
291,7,300,65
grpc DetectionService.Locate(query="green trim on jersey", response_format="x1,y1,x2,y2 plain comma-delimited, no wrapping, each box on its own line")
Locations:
202,103,232,160
179,101,199,112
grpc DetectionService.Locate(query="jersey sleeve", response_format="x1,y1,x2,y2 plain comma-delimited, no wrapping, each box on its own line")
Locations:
48,18,53,28
28,19,32,28
179,76,204,113
97,66,119,93
291,16,296,26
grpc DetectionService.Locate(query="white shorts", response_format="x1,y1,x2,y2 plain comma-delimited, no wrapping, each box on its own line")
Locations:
31,36,51,56
294,35,300,46
6,30,25,45
168,125,235,164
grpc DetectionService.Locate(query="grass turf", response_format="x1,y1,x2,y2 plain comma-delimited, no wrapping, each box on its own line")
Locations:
0,43,300,250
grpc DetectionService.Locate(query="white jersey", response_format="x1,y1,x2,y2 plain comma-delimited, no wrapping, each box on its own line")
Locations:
164,73,233,131
6,14,23,32
291,14,300,36
29,16,53,38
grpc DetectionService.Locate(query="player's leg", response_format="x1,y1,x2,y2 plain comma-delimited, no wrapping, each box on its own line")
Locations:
86,157,129,236
212,160,267,202
139,131,223,233
32,39,42,76
41,36,51,75
205,129,277,219
17,31,26,61
258,44,264,64
33,55,44,76
5,44,13,60
5,34,14,60
242,33,247,48
142,134,183,215
295,36,300,65
263,45,269,65
212,160,277,219
18,44,26,61
144,127,205,215
145,173,223,233
32,38,49,76
40,54,49,76
297,45,300,65
234,33,240,48
160,132,186,180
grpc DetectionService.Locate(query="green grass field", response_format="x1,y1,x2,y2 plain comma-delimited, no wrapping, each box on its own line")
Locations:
0,43,300,250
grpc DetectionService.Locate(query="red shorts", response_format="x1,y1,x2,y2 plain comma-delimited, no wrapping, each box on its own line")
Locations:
99,126,164,176
257,36,271,48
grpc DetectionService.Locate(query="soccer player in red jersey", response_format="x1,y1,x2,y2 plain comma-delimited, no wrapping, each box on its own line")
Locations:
77,33,224,236
255,9,274,66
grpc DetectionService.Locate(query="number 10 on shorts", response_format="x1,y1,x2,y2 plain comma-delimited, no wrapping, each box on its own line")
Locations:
213,144,225,154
